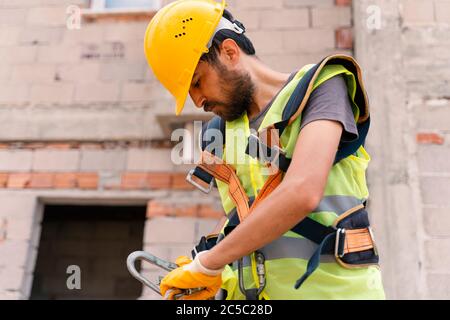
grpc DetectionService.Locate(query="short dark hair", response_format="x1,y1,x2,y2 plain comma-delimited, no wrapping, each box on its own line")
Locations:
200,9,256,65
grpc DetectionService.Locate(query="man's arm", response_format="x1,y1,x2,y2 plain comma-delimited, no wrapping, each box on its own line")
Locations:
200,120,343,270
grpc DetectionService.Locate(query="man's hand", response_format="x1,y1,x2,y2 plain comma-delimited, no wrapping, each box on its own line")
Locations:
160,252,224,300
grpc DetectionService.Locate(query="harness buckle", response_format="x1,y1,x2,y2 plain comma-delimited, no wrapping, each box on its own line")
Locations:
368,227,379,257
186,169,213,194
334,228,346,258
248,133,285,164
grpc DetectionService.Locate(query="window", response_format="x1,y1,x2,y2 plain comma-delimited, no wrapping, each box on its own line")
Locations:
89,0,161,12
84,0,161,21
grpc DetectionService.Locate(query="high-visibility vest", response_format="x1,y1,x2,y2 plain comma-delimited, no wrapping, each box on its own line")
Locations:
212,59,386,300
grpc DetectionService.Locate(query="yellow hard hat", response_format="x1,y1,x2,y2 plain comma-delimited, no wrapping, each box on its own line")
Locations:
144,0,227,115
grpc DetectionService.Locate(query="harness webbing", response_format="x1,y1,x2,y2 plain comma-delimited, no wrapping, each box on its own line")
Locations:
187,54,378,294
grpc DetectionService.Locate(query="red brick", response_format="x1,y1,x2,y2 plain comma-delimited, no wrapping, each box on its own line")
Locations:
7,173,31,189
146,201,200,218
171,173,195,190
336,27,353,49
147,172,172,189
146,200,173,218
54,173,77,189
23,142,46,150
198,205,224,219
336,0,352,6
174,205,199,218
0,173,9,188
417,133,445,145
76,173,98,190
30,173,54,189
45,143,77,150
121,173,148,190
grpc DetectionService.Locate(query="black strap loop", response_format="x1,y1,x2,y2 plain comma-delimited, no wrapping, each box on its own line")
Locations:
245,134,291,172
294,232,336,289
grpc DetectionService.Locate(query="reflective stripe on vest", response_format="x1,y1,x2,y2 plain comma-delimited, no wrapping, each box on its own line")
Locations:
312,195,366,214
231,236,336,270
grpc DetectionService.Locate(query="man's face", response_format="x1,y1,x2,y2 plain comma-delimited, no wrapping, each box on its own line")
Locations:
189,58,255,122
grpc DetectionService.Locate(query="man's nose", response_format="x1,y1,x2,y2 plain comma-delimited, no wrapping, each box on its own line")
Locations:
191,91,206,109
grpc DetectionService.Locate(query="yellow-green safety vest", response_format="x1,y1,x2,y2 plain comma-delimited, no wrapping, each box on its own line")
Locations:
216,63,386,300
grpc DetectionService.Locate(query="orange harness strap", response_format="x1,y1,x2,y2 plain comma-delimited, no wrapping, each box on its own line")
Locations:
343,228,375,254
197,151,284,222
197,151,250,222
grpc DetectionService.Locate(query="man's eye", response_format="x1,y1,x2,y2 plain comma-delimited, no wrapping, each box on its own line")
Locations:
194,80,200,88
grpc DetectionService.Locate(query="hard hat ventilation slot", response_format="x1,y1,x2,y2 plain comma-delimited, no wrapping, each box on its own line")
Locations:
175,33,187,38
176,19,193,39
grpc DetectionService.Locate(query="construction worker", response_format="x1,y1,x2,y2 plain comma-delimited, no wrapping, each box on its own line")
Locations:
144,0,385,300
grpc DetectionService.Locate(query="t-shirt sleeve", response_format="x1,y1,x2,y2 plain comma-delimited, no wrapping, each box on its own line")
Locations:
300,74,358,143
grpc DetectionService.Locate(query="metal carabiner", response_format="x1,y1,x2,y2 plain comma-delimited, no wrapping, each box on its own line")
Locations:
126,251,205,300
238,251,266,300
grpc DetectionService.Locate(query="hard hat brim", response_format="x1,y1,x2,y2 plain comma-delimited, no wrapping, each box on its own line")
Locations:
176,89,189,116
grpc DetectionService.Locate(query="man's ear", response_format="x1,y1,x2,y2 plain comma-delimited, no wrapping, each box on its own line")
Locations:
219,38,240,67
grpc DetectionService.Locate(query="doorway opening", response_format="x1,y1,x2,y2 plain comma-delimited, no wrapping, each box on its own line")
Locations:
30,205,146,300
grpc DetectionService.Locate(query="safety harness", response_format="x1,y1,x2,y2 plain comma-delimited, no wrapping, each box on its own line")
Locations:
187,55,379,298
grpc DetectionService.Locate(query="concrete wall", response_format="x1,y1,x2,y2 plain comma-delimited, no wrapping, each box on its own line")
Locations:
354,0,450,299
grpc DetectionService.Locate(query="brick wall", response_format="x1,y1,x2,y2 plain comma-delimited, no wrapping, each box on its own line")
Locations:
404,0,450,299
226,0,353,72
0,0,351,140
5,0,448,301
0,0,223,300
0,0,353,300
354,0,450,299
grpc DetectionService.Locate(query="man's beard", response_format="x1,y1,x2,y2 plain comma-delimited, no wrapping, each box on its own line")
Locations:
204,63,255,122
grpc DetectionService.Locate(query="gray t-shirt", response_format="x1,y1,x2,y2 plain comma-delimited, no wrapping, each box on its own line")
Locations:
249,74,358,144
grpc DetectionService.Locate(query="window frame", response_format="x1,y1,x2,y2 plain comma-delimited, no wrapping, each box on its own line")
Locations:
82,0,161,21
89,0,161,12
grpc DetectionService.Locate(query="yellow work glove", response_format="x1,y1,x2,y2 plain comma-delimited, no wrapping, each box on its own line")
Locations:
160,251,224,300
